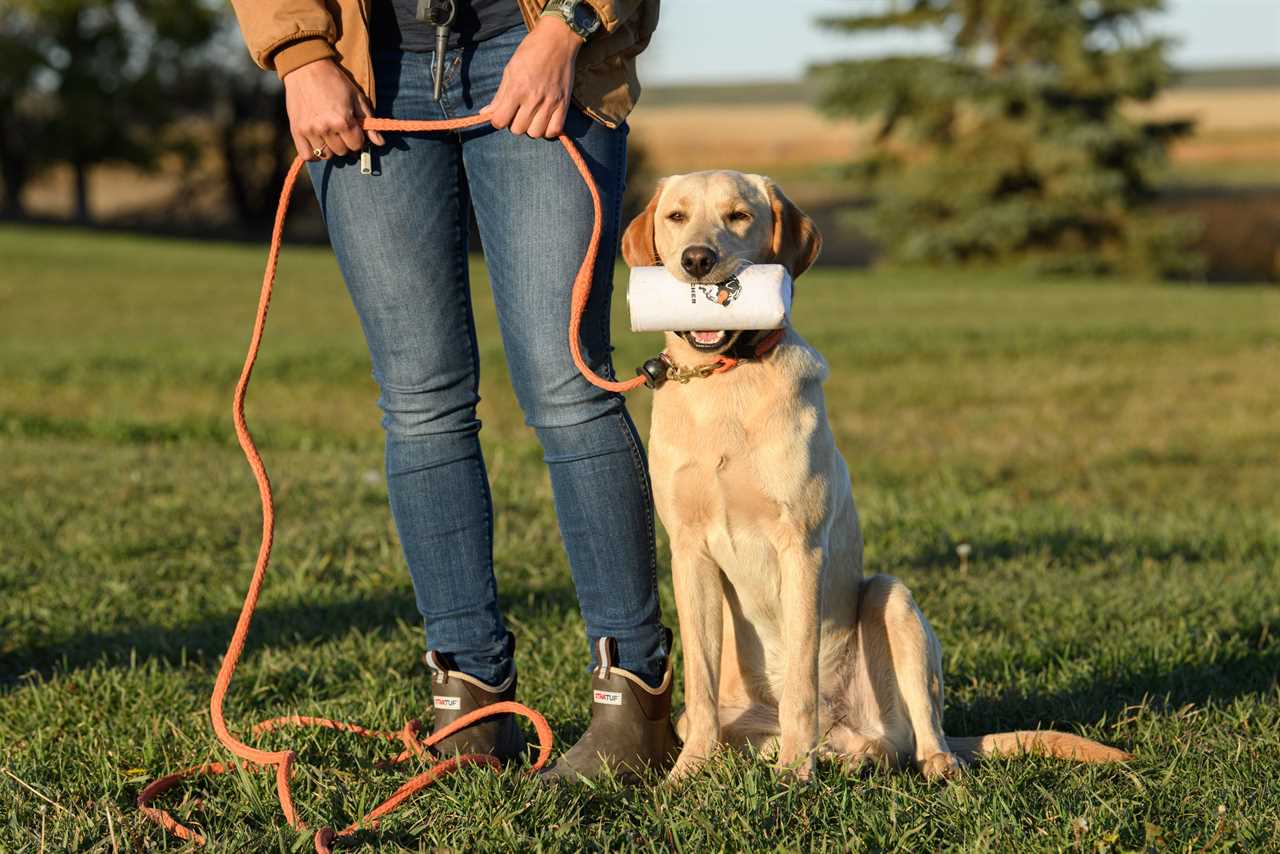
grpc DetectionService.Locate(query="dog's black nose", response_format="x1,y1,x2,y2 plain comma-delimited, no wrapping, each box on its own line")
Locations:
680,245,718,278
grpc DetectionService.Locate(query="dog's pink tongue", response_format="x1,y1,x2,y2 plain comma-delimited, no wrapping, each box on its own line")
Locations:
692,331,724,344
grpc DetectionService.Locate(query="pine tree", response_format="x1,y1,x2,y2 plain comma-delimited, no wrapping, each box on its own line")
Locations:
815,0,1201,277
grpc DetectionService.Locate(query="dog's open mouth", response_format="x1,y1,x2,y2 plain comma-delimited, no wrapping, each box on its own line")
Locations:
682,330,729,351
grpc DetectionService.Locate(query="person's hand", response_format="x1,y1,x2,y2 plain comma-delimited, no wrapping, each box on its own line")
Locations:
480,16,583,138
283,58,386,160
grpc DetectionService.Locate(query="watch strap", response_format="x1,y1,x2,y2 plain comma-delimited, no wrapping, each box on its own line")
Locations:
541,0,600,41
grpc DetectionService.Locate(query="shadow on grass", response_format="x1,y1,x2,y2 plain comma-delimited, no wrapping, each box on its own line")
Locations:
946,622,1280,737
0,582,582,689
8,518,1277,749
325,779,649,852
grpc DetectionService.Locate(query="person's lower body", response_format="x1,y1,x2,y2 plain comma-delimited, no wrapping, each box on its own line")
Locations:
307,27,674,774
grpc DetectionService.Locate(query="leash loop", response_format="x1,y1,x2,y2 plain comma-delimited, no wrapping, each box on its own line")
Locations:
137,115,572,851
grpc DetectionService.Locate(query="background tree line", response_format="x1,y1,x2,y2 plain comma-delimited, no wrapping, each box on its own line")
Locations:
0,0,1229,278
1,0,292,227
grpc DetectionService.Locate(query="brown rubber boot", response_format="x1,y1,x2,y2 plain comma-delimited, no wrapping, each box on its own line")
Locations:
426,642,527,764
540,636,681,784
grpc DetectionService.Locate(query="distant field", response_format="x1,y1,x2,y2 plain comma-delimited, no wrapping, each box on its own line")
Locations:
629,86,1280,179
638,64,1280,106
622,84,1280,279
18,77,1280,223
2,225,1279,850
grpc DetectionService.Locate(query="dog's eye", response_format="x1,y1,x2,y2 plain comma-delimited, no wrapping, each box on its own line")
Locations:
728,211,752,223
666,211,686,222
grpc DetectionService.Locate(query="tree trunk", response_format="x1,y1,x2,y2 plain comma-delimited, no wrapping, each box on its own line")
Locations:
219,87,286,228
0,160,27,218
0,123,30,218
73,159,91,223
263,107,294,219
221,118,253,225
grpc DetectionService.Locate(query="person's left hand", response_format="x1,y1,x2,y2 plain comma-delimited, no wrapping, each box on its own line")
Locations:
480,16,583,138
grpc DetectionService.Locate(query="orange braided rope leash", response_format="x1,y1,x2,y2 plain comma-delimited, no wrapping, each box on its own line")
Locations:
135,115,629,851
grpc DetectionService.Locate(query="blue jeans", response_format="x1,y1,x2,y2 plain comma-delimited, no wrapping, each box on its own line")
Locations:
307,27,667,687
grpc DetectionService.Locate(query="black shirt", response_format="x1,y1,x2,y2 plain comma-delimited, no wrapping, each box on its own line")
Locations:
370,0,525,51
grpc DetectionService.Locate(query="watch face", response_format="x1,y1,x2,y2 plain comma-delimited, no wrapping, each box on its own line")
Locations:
573,2,600,33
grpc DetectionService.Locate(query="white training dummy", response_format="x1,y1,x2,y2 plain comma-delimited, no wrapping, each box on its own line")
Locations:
627,264,793,332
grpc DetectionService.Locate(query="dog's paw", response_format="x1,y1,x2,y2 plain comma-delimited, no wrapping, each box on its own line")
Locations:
665,744,712,786
919,751,964,782
773,752,815,786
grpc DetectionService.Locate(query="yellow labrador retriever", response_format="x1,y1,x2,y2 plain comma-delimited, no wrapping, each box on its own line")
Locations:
621,171,1130,782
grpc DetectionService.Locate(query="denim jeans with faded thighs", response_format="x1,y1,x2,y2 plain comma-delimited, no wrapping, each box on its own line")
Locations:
307,25,666,686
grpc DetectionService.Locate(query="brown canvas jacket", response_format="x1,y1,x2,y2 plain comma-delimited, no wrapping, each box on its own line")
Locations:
228,0,659,127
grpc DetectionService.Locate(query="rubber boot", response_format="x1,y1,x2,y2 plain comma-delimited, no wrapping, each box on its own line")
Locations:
426,637,527,764
541,635,681,784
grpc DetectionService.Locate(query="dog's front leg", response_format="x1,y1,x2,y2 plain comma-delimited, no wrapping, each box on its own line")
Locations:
775,535,822,782
668,539,724,783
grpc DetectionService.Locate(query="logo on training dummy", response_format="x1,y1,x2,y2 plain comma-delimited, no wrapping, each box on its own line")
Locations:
593,689,624,706
433,695,462,710
693,276,741,307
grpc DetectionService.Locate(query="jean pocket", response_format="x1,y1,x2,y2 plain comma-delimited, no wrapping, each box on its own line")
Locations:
457,25,525,99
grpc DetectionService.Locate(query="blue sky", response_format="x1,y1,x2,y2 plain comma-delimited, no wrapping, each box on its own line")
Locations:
638,0,1280,86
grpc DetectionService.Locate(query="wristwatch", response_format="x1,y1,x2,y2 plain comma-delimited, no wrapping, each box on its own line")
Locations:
541,0,602,41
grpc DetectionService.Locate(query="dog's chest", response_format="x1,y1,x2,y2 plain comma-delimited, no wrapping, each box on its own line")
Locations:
674,443,778,532
651,396,785,569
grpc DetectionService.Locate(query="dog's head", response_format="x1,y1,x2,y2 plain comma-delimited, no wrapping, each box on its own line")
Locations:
622,171,821,357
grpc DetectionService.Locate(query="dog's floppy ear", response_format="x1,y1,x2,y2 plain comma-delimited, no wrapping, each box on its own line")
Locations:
764,178,822,279
621,180,664,268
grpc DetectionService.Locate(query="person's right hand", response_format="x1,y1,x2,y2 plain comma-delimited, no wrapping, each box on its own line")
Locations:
283,58,385,161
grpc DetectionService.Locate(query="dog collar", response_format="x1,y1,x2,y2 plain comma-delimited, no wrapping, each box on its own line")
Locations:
636,328,784,389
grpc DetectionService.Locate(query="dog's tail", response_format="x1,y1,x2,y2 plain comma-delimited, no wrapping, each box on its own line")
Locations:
946,731,1131,764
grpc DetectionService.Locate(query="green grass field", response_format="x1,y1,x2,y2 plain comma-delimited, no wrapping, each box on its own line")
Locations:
1,224,1278,851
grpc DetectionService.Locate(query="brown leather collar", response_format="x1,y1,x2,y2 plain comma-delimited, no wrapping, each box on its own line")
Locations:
637,328,785,389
